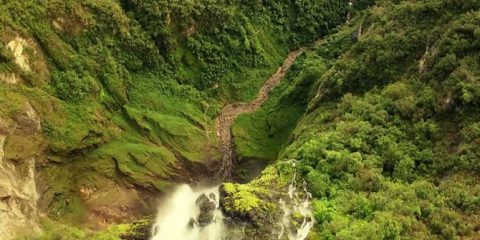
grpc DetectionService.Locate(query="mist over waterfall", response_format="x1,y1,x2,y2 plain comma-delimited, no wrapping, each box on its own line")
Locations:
150,185,225,240
151,171,315,240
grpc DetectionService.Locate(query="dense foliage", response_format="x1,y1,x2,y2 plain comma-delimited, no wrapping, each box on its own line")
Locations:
270,0,480,239
3,0,479,239
0,0,348,238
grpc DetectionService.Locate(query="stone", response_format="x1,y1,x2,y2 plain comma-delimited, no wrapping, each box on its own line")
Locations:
0,156,40,239
195,193,216,227
22,102,41,132
0,112,41,239
6,37,31,72
188,218,197,228
0,72,20,84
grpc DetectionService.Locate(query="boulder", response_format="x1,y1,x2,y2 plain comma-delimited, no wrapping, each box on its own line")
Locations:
195,193,216,226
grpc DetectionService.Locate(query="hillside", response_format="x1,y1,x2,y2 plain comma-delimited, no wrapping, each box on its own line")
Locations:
224,0,480,239
1,0,479,239
0,0,347,238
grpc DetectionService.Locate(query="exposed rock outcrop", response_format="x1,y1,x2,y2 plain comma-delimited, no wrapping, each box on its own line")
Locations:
1,32,50,86
84,184,151,229
0,72,20,85
6,36,31,72
0,102,43,239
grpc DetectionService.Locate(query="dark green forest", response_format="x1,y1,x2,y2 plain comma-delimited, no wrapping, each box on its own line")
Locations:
0,0,479,239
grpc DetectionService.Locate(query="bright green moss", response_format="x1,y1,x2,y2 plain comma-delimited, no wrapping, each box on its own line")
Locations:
93,141,175,190
223,165,292,215
124,105,215,162
223,183,263,213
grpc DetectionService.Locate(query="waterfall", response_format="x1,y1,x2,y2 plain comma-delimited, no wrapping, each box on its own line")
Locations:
151,162,314,240
151,184,225,240
276,162,315,240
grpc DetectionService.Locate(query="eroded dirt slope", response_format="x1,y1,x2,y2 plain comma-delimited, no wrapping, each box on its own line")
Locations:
215,48,304,178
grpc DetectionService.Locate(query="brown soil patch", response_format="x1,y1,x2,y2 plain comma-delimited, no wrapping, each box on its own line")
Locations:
215,48,304,178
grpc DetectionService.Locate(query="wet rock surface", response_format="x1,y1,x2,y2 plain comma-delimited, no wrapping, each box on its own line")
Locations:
196,193,217,226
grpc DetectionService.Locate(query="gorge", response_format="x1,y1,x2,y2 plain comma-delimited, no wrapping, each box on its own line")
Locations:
150,49,312,240
1,0,480,239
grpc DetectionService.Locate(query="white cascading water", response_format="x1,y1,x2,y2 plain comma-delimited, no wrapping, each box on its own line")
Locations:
150,184,225,240
276,161,315,240
151,161,314,240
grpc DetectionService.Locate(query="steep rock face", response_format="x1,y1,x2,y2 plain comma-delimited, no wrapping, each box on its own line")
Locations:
0,102,43,239
6,36,31,72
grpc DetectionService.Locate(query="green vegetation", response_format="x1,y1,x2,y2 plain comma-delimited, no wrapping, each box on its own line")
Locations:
223,183,264,213
20,218,153,240
223,164,294,214
226,0,480,239
0,0,348,237
232,59,310,161
4,0,479,239
253,0,480,239
221,165,292,238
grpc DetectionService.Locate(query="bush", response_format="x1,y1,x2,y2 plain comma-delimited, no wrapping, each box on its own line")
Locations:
52,70,98,102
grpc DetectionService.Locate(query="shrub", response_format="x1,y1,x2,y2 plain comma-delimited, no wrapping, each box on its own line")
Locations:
52,70,98,102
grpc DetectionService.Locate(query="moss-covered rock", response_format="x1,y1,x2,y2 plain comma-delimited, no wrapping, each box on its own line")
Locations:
117,218,154,240
220,165,294,239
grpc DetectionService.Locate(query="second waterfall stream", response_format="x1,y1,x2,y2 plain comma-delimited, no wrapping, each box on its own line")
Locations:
276,165,315,240
150,162,314,240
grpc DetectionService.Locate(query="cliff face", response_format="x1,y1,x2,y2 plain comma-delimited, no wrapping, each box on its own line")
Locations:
0,101,43,238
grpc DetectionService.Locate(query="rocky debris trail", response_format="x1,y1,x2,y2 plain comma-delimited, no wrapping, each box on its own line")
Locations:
215,48,305,179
